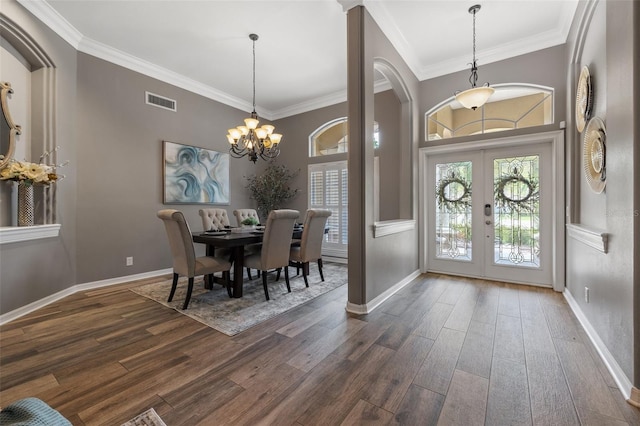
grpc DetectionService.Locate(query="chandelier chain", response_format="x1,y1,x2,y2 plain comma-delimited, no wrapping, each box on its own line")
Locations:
469,6,478,88
252,36,256,111
455,4,494,110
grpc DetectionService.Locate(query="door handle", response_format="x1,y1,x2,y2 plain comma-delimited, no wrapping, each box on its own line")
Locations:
484,204,492,216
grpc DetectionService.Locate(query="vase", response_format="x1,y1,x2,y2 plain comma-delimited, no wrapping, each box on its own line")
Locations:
17,181,34,226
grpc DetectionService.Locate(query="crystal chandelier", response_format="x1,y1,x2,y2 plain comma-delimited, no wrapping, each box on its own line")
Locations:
455,5,494,110
227,34,282,163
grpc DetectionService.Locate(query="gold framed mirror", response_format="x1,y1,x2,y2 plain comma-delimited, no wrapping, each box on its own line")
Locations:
1,81,22,169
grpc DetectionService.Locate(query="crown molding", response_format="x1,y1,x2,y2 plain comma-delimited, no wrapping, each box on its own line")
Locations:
364,1,422,80
17,0,82,48
337,0,363,13
17,0,256,115
77,37,254,115
269,88,347,120
417,28,568,81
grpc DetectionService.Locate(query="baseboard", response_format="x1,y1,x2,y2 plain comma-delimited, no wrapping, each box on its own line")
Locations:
346,269,421,315
0,268,172,325
629,387,640,408
563,289,633,400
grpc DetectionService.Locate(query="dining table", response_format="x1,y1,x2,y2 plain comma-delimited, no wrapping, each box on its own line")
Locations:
192,227,304,298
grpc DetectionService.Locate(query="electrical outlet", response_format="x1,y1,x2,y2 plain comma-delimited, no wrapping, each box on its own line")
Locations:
126,256,133,266
584,286,589,303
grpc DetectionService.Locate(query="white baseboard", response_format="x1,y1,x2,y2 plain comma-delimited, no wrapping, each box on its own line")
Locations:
0,268,172,325
346,269,421,315
563,289,633,400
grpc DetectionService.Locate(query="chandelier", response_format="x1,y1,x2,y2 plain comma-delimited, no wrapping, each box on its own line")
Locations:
227,34,282,163
455,5,494,110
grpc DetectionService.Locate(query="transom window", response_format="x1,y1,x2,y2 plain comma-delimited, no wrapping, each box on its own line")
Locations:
309,117,379,157
426,84,554,141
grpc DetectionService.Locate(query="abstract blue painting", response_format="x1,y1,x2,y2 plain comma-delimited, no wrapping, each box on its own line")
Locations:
163,141,230,204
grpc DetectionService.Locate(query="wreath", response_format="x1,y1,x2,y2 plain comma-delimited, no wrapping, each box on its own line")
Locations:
494,168,539,213
436,172,472,213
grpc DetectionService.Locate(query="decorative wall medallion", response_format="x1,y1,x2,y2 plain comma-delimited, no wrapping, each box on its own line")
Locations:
575,66,593,133
583,116,606,193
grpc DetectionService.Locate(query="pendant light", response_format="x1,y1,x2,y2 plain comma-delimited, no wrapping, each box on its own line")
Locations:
455,5,494,110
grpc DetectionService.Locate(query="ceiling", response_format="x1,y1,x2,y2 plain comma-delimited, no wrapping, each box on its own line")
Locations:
17,0,578,120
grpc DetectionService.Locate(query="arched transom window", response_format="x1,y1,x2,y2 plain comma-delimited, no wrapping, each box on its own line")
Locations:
309,117,379,157
426,84,554,141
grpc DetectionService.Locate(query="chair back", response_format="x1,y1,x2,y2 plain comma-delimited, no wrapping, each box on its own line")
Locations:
157,209,196,276
260,209,299,270
233,208,260,226
199,208,230,231
299,209,332,262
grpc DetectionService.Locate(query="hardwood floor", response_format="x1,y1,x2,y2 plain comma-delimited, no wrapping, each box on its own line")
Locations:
1,273,639,425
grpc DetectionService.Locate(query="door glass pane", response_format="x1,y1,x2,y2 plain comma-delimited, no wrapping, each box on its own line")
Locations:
435,161,473,260
493,155,540,267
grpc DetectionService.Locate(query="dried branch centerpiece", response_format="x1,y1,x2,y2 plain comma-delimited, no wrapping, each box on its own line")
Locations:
244,162,299,222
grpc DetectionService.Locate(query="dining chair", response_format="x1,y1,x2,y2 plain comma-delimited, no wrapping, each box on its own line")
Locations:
233,208,262,279
157,209,232,309
198,208,231,231
288,209,331,287
233,208,260,226
244,209,299,300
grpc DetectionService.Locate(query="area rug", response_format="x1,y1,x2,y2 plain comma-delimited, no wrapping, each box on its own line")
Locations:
121,408,166,426
131,262,347,336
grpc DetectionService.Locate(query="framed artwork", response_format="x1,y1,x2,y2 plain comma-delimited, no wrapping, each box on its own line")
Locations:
163,140,230,204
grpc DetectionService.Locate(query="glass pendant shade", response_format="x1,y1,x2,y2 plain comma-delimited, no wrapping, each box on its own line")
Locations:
455,86,495,110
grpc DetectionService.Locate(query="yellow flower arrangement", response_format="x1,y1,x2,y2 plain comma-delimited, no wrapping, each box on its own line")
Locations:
0,147,66,186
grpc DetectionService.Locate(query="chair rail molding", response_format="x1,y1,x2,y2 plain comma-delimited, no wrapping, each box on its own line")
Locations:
566,223,608,253
372,219,415,238
0,224,61,244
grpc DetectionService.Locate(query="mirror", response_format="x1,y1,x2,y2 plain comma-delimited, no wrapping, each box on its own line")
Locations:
0,81,22,169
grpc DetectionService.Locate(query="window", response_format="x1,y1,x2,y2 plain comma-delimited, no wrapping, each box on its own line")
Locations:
426,84,554,141
309,118,379,157
309,161,348,258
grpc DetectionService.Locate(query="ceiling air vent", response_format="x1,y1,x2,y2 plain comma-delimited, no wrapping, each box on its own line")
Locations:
145,91,176,112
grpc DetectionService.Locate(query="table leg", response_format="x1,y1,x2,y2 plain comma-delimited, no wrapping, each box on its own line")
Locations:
232,245,245,298
204,244,214,289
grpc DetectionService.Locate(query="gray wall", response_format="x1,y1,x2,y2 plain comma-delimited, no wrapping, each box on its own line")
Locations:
0,1,78,314
564,0,638,386
418,44,568,147
75,54,256,283
345,6,421,307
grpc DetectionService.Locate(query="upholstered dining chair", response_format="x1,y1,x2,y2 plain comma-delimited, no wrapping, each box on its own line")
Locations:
233,208,260,226
198,207,233,261
233,208,263,279
288,209,331,287
157,209,232,309
244,209,299,301
198,208,231,231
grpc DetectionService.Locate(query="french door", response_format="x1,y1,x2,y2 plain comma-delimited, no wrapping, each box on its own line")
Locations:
426,143,553,286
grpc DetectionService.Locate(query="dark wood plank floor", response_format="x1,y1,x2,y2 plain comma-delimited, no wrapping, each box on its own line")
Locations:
1,272,639,425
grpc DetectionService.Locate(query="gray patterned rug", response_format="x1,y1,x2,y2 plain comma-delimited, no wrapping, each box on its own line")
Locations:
131,262,347,336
